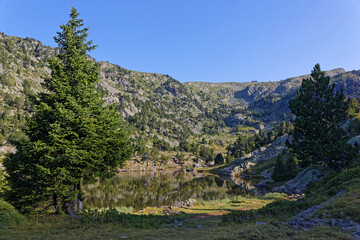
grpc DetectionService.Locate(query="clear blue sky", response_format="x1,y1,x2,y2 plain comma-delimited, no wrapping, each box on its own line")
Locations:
1,0,360,83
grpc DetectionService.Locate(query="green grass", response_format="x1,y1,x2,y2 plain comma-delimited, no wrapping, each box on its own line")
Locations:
0,216,353,240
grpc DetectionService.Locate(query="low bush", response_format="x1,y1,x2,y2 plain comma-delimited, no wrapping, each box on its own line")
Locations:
80,207,171,228
0,200,27,226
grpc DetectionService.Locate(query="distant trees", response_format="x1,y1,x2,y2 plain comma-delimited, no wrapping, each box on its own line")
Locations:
4,8,132,214
227,121,293,160
288,64,355,170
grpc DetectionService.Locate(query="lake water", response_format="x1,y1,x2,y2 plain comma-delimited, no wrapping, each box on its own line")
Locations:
83,170,262,211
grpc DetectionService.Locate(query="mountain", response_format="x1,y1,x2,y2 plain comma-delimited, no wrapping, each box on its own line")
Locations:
1,32,360,150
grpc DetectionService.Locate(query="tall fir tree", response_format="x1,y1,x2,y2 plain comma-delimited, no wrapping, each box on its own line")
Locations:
288,64,354,171
4,8,132,214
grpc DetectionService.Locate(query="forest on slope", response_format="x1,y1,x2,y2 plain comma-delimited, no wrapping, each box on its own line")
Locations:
1,32,360,164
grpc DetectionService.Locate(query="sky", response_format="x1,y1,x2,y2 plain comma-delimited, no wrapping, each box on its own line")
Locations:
1,0,360,83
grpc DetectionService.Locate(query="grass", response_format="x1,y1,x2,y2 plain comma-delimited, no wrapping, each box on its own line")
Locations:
0,216,353,240
0,191,355,240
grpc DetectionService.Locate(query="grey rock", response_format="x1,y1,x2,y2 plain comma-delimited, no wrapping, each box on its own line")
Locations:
256,222,266,225
272,168,322,195
171,198,198,208
219,135,289,177
196,225,204,229
287,191,360,239
347,134,360,146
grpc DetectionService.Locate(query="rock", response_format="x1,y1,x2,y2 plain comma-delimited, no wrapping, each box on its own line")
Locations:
219,135,289,177
260,167,274,179
171,198,198,208
196,225,204,229
347,135,360,146
256,222,266,225
286,190,360,240
272,168,322,194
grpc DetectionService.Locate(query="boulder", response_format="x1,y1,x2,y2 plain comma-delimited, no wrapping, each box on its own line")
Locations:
287,191,360,240
272,168,322,195
347,135,360,146
219,134,289,177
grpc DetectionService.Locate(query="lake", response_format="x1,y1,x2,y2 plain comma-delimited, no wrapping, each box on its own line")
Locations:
83,170,262,211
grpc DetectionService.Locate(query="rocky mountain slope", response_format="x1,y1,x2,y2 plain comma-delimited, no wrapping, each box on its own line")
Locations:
1,32,360,149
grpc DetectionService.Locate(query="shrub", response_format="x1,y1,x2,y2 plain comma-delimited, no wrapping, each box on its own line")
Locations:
80,207,170,228
0,200,27,226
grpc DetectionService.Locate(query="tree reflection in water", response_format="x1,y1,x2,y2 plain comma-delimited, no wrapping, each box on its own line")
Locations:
83,171,256,211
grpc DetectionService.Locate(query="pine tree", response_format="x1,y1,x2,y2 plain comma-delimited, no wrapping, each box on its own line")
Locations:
272,154,286,181
214,153,225,165
284,154,297,179
288,64,354,171
4,8,132,214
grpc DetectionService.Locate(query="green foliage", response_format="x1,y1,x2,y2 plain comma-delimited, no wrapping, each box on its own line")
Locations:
4,8,132,214
214,153,225,165
272,153,298,182
347,97,360,118
80,208,170,228
276,121,293,137
272,154,285,182
0,200,27,226
7,130,28,144
324,166,360,195
288,64,354,170
222,199,313,223
0,167,7,198
228,128,279,159
0,73,16,87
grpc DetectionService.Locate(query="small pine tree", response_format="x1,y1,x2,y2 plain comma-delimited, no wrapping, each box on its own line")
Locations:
284,154,298,179
214,153,225,165
272,153,286,182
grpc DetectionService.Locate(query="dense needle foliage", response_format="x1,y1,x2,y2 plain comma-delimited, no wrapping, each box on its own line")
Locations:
4,8,132,214
288,64,355,170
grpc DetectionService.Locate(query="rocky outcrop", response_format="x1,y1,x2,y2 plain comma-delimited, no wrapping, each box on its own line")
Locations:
224,114,258,128
288,191,360,240
272,168,322,195
348,135,360,146
219,134,289,177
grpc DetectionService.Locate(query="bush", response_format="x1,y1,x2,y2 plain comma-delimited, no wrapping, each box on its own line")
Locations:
80,207,170,228
0,200,27,226
325,166,360,195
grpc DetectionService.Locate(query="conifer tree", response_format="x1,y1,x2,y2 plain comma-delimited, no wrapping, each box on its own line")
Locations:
288,64,353,170
214,153,225,165
272,154,286,181
4,8,132,214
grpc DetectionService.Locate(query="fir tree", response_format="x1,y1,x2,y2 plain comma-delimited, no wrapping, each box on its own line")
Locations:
214,153,225,165
272,154,286,182
4,8,132,214
288,64,354,170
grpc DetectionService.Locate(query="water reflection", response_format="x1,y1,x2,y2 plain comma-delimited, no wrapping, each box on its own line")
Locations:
83,171,260,211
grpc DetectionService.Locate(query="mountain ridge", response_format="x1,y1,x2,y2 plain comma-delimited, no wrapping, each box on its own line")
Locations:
1,32,360,152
